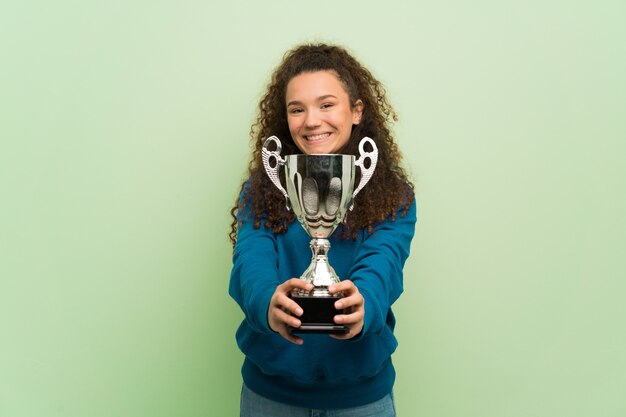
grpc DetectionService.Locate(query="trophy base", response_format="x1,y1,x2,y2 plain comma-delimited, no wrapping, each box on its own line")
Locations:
288,294,349,334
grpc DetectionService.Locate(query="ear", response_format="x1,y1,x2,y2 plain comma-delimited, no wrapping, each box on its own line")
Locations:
352,99,364,125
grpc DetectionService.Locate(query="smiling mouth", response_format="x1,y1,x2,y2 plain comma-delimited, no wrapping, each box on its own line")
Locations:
305,133,331,141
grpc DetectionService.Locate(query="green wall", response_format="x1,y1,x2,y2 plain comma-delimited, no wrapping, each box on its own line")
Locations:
1,1,624,416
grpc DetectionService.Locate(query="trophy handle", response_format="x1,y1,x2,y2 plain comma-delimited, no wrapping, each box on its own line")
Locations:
350,137,378,211
262,136,291,210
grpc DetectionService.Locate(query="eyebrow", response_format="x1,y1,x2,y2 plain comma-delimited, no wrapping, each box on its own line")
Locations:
287,94,338,107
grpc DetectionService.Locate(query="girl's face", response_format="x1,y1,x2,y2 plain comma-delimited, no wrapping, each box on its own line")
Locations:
285,71,363,154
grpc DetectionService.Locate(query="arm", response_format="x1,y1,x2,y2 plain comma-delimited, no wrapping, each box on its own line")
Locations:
340,199,417,338
228,203,312,343
228,208,279,334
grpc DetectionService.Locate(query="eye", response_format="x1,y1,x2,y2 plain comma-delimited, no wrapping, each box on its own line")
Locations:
289,108,304,114
321,103,333,109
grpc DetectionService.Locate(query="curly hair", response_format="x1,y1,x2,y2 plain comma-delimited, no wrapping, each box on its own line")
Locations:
229,43,414,247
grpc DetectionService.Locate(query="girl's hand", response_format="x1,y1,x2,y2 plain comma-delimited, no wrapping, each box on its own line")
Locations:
328,280,365,339
268,278,313,345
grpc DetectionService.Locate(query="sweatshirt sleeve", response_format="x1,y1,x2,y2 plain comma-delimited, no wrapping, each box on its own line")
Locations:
349,199,417,337
228,206,279,334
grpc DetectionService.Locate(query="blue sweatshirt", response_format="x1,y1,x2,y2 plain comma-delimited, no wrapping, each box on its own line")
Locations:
229,198,417,409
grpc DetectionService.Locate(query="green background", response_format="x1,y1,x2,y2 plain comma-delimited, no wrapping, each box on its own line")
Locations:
1,1,625,416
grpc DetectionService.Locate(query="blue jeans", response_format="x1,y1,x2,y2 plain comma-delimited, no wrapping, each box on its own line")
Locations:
240,383,397,417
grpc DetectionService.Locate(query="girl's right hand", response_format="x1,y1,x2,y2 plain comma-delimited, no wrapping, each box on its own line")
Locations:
268,278,313,345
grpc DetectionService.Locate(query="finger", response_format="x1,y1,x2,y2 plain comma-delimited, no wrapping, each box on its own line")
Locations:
329,332,350,340
273,293,305,316
282,278,314,293
329,328,357,340
334,309,364,325
329,319,364,340
328,280,356,295
333,293,363,310
273,307,302,329
278,327,305,345
272,308,305,345
283,298,305,317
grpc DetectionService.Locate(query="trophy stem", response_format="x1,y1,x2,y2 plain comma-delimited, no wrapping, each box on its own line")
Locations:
292,238,341,297
289,238,348,334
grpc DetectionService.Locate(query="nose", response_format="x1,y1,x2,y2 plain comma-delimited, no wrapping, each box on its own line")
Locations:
304,109,321,128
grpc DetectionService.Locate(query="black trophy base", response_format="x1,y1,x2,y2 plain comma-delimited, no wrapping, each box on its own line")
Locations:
288,294,349,334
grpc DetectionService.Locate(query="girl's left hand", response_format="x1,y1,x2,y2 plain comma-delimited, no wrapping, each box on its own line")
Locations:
328,280,364,340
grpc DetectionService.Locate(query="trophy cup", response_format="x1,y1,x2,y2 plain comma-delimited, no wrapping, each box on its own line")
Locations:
262,136,378,334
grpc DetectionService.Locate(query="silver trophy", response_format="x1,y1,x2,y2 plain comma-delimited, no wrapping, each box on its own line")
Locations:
262,136,378,333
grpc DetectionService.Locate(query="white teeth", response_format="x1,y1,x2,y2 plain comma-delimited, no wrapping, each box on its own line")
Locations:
306,133,330,141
